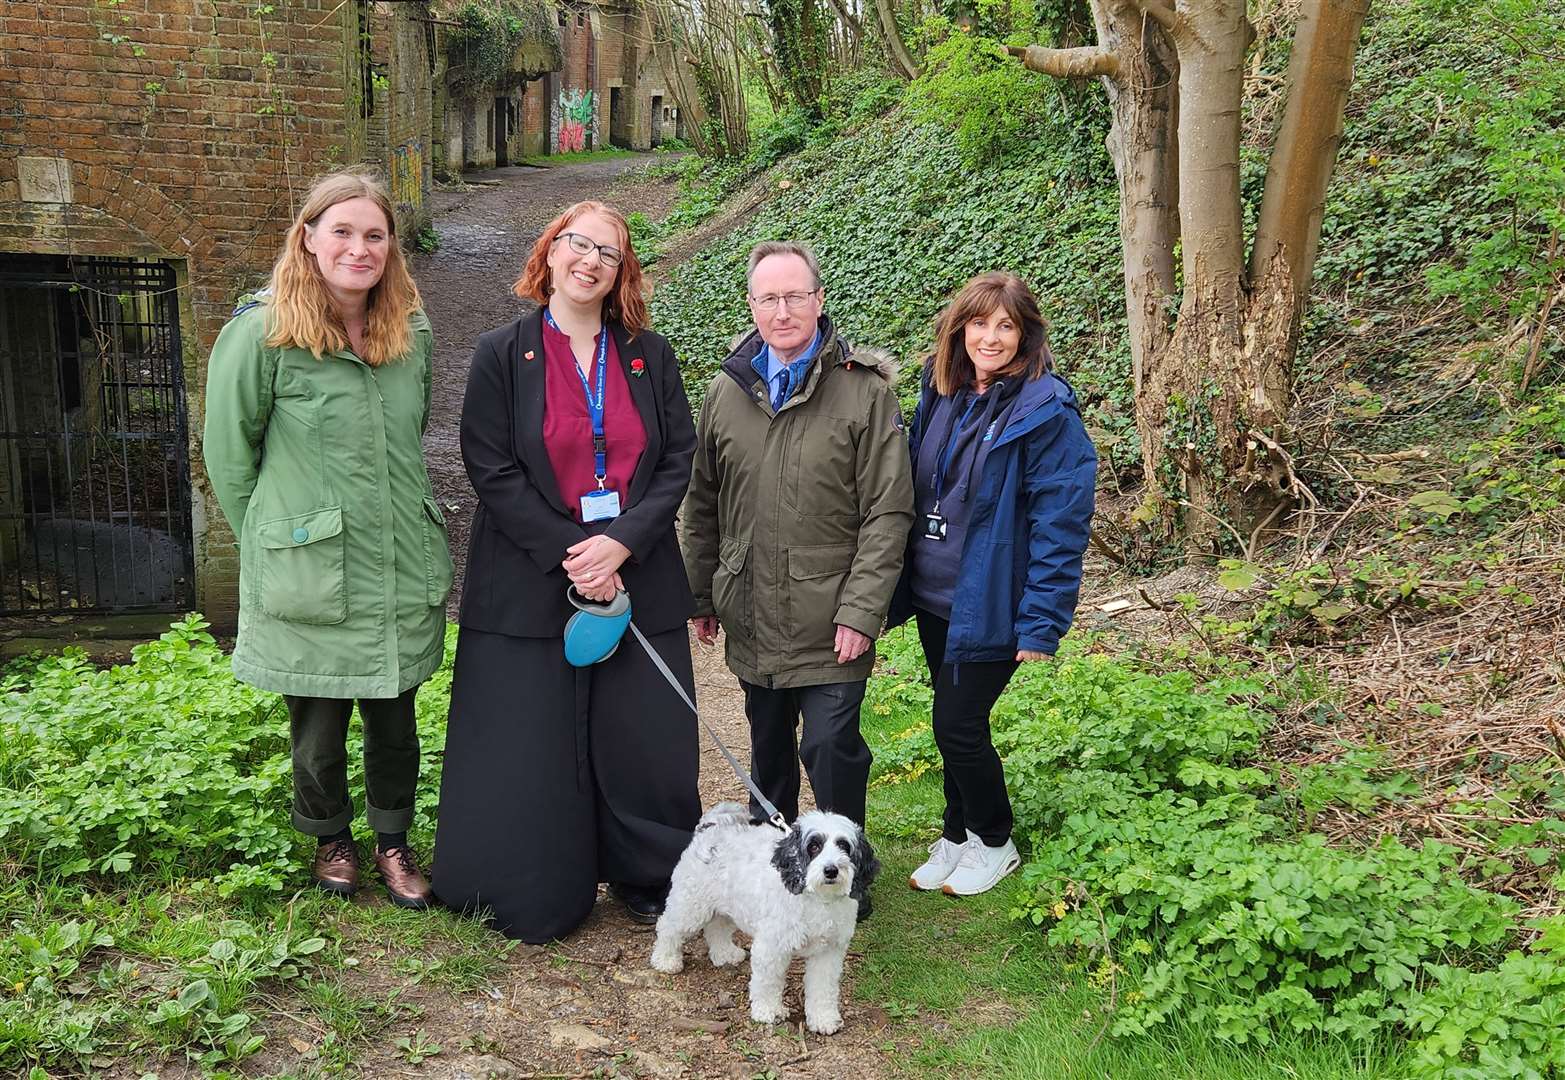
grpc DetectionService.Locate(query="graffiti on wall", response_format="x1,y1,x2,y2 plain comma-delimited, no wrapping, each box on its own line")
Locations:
390,139,424,215
554,89,596,154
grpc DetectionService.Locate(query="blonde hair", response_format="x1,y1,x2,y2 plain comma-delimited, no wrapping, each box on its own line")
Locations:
264,171,423,365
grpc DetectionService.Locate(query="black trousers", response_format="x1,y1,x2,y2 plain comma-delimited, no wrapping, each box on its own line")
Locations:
283,689,420,837
432,625,701,942
915,610,1019,846
741,678,870,825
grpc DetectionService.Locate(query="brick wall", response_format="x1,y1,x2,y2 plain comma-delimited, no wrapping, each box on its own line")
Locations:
0,0,434,625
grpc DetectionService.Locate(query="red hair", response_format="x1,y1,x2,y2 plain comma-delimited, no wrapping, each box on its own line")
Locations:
512,201,649,335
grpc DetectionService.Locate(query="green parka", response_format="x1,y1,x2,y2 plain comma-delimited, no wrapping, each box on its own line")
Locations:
202,304,453,698
681,318,914,688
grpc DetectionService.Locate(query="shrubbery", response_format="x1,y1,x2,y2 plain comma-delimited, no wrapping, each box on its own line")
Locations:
0,616,455,896
866,627,1524,1061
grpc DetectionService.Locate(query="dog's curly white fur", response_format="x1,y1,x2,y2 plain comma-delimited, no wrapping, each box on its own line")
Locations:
650,803,879,1035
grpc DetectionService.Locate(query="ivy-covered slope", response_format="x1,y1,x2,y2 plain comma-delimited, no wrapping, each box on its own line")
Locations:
651,0,1561,479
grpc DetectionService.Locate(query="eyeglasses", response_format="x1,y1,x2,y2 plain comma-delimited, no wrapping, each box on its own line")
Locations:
558,231,624,268
749,290,819,312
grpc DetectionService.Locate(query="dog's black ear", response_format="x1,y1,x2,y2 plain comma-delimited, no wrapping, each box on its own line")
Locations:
770,824,808,895
849,827,880,900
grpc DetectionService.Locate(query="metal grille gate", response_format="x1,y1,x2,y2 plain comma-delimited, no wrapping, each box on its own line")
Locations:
0,254,196,616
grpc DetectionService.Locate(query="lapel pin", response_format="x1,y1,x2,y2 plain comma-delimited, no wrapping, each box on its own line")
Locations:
630,357,646,377
524,349,536,361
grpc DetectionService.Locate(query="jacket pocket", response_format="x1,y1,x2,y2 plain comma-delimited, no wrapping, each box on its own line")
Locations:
253,506,348,625
712,536,752,637
786,542,856,641
421,497,455,607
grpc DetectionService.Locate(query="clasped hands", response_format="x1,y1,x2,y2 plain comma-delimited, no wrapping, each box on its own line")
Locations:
564,535,631,603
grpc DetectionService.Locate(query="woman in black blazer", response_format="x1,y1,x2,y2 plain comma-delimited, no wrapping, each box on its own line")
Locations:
432,201,700,941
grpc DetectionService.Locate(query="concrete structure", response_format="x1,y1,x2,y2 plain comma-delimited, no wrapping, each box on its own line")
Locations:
437,0,692,172
0,0,438,626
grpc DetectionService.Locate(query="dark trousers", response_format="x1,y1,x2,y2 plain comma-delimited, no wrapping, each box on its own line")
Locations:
915,610,1018,846
284,689,420,837
741,678,870,825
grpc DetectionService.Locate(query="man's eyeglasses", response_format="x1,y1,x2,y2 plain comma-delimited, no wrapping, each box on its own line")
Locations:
749,290,819,312
558,231,624,268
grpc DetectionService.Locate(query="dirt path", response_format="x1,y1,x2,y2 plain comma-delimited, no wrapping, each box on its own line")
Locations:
396,159,896,1080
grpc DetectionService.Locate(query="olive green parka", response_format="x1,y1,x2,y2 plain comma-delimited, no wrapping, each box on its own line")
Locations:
202,304,453,698
680,317,914,688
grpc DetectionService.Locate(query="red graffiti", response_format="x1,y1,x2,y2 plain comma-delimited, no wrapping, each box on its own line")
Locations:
559,121,586,153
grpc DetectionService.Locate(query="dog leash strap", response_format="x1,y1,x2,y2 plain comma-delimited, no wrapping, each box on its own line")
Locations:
627,620,789,832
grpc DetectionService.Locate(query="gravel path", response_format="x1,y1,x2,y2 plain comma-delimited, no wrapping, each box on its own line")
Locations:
396,158,896,1080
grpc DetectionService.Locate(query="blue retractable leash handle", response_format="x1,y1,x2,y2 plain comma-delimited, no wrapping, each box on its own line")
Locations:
563,587,789,831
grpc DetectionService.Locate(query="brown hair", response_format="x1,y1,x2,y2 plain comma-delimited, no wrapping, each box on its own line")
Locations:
265,170,422,366
512,201,648,335
928,272,1052,396
746,240,822,289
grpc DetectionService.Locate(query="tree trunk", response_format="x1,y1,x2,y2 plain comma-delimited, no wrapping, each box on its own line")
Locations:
875,0,920,80
1250,0,1371,303
1010,0,1367,552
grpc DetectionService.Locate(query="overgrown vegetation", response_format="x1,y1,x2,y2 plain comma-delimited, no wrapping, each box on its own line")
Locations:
865,627,1554,1071
0,619,499,1073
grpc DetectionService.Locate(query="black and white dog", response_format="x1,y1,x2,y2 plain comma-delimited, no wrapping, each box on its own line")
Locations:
650,803,879,1034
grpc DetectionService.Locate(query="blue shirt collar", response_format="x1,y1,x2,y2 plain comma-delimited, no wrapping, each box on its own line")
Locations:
752,328,822,406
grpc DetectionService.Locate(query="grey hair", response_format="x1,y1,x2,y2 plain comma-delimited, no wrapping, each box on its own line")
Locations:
747,240,821,290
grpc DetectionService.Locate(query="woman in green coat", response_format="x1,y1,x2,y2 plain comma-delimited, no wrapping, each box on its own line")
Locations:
203,171,453,907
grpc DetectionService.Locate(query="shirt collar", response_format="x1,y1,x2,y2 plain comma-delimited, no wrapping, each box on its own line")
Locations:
762,328,822,383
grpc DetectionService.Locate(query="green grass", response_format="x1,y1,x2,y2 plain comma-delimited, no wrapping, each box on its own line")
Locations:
853,696,1411,1079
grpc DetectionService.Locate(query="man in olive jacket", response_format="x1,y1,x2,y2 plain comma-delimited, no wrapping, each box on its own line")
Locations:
682,241,914,862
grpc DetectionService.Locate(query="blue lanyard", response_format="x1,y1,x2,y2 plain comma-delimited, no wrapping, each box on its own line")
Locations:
933,392,983,509
545,308,611,487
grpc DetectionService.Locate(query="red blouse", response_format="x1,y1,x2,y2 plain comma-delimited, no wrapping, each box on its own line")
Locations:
541,317,648,522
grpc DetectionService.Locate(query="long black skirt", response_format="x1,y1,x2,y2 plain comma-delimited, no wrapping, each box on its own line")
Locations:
431,624,701,942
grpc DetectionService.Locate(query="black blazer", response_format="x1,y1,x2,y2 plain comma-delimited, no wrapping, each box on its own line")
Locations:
458,307,697,637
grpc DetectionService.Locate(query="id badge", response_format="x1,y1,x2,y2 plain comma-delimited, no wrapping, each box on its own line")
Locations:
922,510,947,541
581,488,622,522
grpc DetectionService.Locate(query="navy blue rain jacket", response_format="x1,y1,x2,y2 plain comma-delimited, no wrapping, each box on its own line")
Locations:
888,369,1097,660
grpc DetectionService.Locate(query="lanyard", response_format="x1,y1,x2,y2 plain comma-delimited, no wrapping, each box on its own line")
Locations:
545,308,611,487
932,391,983,509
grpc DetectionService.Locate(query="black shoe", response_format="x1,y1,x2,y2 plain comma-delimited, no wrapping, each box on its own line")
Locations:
856,892,872,922
608,882,666,924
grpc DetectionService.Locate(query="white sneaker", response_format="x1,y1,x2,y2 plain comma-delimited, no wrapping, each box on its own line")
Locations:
909,835,969,891
940,835,1020,896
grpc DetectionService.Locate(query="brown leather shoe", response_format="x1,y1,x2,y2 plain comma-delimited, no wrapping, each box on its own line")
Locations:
312,838,360,896
375,846,433,910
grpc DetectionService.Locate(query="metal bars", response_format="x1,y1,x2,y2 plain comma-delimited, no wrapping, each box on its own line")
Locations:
0,254,196,616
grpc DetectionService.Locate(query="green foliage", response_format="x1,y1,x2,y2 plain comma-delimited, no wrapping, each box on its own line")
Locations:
904,24,1065,167
651,116,1127,449
1404,917,1565,1078
0,616,290,894
413,223,441,254
1419,0,1565,339
0,620,470,1071
444,0,561,92
764,0,830,117
867,627,1520,1046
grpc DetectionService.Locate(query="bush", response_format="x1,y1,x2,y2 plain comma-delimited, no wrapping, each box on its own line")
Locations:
866,628,1519,1045
0,616,457,896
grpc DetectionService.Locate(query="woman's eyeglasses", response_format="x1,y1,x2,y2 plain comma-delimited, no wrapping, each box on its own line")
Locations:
558,231,624,268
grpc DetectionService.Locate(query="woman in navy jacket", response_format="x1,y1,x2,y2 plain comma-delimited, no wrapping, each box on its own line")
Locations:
887,272,1096,896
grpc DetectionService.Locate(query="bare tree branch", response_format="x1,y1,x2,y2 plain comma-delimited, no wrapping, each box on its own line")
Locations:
1006,44,1121,80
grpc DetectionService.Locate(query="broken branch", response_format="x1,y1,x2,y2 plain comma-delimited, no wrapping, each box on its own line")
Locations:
1005,44,1121,80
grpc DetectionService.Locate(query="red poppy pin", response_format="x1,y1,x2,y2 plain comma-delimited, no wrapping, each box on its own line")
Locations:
524,349,536,361
630,357,646,377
